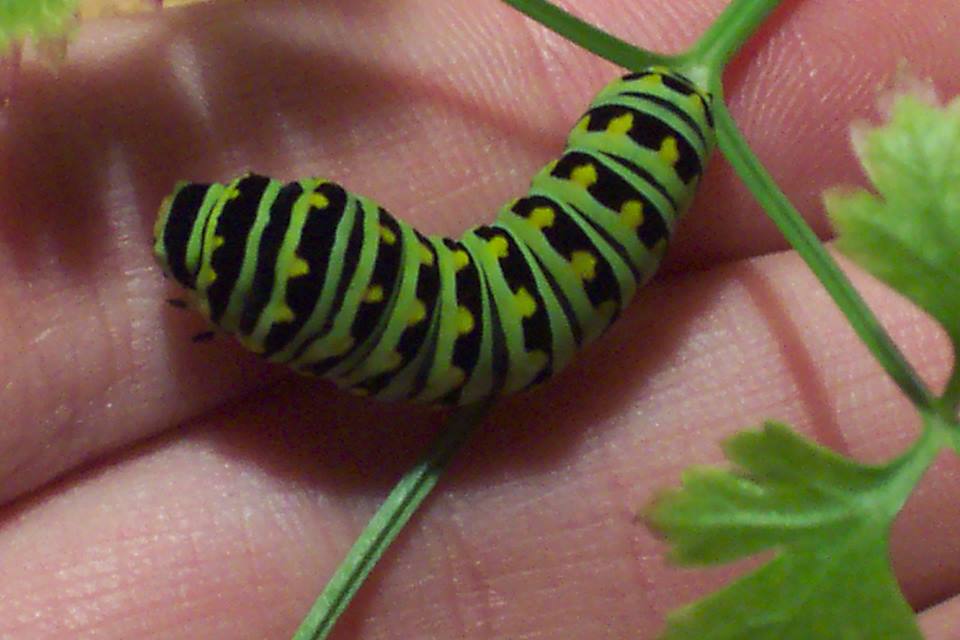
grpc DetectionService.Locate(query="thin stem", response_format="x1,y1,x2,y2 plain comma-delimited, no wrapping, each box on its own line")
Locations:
711,92,935,410
498,0,671,70
291,401,491,640
684,0,784,76
939,349,960,414
880,410,947,513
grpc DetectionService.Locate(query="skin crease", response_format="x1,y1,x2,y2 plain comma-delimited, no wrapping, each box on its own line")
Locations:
1,0,960,636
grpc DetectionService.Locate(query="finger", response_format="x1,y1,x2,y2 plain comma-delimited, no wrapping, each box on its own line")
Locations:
1,0,957,504
0,248,953,637
920,596,960,640
0,391,438,639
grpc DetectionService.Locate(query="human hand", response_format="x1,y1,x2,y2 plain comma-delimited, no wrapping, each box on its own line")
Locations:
1,1,959,637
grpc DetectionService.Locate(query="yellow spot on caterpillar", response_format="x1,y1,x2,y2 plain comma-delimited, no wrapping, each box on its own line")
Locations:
379,224,397,245
689,93,705,113
570,251,597,282
419,243,434,266
571,163,598,189
363,285,384,304
575,115,590,132
238,334,266,354
514,287,537,318
309,192,330,210
213,235,226,249
639,72,664,87
456,305,475,335
198,266,217,287
288,256,310,278
525,350,548,372
225,185,241,200
528,206,555,230
606,112,634,135
620,200,644,230
448,366,466,389
659,137,680,167
598,300,618,318
545,159,559,173
331,335,355,356
408,299,427,326
487,235,509,259
274,303,295,323
383,350,403,372
653,237,669,257
453,250,470,271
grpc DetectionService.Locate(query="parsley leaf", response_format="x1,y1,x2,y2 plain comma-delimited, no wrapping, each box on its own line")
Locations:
646,422,933,640
827,94,960,343
0,0,77,53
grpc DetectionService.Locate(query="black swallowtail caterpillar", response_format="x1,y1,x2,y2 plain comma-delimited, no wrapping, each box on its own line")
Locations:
153,67,715,405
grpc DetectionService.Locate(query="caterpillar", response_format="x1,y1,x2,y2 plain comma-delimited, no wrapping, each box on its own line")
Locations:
153,67,715,405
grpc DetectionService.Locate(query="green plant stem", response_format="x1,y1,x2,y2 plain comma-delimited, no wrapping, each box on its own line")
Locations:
291,401,490,640
498,0,671,70
0,0,78,51
683,0,783,75
940,350,960,414
711,94,935,410
888,410,950,501
499,0,785,84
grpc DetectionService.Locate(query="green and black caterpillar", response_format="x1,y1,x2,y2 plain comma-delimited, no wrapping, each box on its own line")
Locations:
153,67,715,405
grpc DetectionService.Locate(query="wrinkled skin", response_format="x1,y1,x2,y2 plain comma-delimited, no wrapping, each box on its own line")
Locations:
1,1,959,638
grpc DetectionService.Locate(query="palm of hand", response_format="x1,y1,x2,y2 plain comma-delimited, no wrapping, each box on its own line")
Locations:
1,1,959,638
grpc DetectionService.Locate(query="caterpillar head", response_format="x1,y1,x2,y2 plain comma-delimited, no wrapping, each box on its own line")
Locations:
153,181,223,291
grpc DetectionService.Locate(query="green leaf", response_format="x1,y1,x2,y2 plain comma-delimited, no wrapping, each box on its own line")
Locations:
646,422,923,640
0,0,78,53
826,93,960,344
